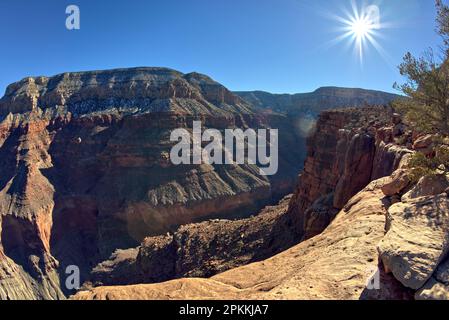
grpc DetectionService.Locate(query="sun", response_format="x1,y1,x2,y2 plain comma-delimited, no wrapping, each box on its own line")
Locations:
326,2,388,64
351,17,373,40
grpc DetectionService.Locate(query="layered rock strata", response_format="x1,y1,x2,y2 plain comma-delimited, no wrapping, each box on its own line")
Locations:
286,107,412,240
73,108,449,301
0,68,305,299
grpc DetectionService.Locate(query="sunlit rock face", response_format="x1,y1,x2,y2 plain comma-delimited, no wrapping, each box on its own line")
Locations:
0,68,255,116
0,67,306,299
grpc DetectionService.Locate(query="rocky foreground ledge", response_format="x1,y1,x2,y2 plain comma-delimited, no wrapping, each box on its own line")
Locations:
73,177,416,300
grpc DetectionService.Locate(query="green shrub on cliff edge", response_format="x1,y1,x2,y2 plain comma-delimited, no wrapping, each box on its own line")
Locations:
393,0,449,136
394,1,449,181
408,145,449,182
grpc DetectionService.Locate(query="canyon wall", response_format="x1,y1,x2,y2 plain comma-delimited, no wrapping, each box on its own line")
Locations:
235,87,400,116
0,68,305,299
286,106,412,240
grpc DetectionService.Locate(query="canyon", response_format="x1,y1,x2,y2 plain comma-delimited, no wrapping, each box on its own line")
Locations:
84,106,403,287
73,106,449,300
1,67,434,300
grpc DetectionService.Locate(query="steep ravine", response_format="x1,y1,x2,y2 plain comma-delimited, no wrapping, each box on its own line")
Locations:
80,106,417,298
74,106,427,300
75,107,449,300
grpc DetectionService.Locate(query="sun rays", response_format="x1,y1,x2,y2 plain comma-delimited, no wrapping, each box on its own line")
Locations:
325,1,391,65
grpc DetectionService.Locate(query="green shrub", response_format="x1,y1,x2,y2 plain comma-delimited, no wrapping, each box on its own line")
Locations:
393,1,449,136
407,145,449,182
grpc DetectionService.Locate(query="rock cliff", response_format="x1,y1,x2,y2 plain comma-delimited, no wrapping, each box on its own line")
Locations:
286,106,412,240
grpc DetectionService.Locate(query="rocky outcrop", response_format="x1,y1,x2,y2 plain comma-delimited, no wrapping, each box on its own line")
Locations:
401,174,449,201
372,128,449,299
286,106,412,240
377,166,449,299
89,196,298,286
412,134,435,156
381,169,411,196
378,194,449,290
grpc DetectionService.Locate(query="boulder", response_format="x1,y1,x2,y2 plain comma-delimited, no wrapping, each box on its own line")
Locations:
378,194,449,290
401,174,449,202
413,134,434,149
413,134,435,156
392,113,402,125
381,169,410,196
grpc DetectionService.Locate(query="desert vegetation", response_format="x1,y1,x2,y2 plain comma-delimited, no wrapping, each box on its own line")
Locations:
394,0,449,180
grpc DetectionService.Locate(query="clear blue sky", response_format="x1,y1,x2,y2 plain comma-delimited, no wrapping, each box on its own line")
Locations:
0,0,442,95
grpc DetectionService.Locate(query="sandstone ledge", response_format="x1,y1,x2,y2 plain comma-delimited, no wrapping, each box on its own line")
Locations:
72,178,412,300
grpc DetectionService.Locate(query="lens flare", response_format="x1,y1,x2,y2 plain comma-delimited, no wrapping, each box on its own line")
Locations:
325,1,388,65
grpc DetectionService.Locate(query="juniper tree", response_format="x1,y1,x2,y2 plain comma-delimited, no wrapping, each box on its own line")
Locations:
394,1,449,179
394,0,449,136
